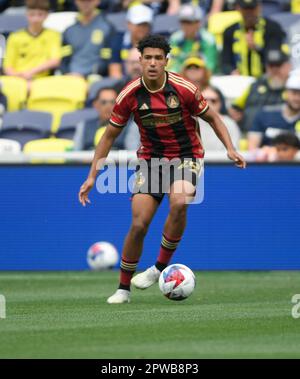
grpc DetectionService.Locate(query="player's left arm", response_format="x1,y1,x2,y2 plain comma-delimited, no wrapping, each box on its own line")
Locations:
200,107,247,169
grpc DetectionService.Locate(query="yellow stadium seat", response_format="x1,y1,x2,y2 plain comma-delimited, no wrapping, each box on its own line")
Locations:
0,76,28,111
94,126,106,146
27,75,87,133
292,0,300,13
23,137,74,163
208,11,242,50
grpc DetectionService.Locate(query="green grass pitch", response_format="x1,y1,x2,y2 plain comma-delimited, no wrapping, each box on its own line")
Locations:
0,271,299,358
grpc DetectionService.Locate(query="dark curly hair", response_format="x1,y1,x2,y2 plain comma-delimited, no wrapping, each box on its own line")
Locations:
272,133,300,149
137,35,171,57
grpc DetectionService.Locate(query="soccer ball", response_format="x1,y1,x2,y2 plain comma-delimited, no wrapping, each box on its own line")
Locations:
87,241,119,270
159,264,196,301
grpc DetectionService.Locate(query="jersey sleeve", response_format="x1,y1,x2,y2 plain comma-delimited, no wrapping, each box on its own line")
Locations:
109,91,132,128
110,33,123,64
3,33,17,70
48,31,62,60
189,88,209,117
250,111,266,133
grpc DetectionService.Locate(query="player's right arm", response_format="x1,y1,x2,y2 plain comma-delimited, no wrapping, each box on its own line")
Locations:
79,87,132,206
79,125,123,206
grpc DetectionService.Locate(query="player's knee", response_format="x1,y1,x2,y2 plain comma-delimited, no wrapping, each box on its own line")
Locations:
130,219,149,239
169,197,187,218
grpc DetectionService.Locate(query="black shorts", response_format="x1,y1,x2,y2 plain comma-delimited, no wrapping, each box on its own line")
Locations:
132,157,203,204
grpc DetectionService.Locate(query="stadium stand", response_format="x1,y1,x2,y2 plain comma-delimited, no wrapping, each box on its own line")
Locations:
87,77,122,106
0,76,27,111
0,110,52,147
56,108,99,140
27,75,87,132
23,137,74,153
210,75,256,103
107,11,180,36
43,11,77,32
208,10,242,50
0,138,21,154
0,13,27,36
106,11,127,33
23,137,74,163
269,12,300,34
261,0,287,16
152,14,180,35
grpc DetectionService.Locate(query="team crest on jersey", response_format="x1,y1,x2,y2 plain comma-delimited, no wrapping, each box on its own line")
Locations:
167,94,180,109
91,30,103,45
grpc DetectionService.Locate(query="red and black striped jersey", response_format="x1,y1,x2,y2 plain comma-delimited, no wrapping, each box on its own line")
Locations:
109,71,209,159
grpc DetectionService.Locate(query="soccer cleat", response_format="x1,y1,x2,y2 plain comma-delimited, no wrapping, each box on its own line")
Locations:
107,289,130,304
131,265,161,289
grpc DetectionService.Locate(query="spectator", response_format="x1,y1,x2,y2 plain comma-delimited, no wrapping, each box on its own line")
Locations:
248,74,300,150
61,0,115,78
272,133,300,161
198,85,241,151
120,1,180,15
95,46,143,151
3,0,61,81
81,87,125,150
122,47,143,83
110,4,153,79
221,0,286,77
194,0,236,15
0,81,7,124
50,0,76,10
181,56,211,90
229,48,291,131
168,3,218,73
0,0,77,12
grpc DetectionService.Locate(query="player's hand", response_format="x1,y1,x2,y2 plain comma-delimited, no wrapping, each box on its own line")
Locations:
79,177,95,206
227,149,247,169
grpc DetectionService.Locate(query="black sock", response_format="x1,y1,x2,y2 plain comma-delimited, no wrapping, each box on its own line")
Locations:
155,261,167,272
118,283,130,291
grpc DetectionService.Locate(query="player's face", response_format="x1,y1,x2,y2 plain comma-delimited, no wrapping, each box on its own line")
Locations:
286,89,300,112
140,48,168,81
26,9,48,27
275,144,298,161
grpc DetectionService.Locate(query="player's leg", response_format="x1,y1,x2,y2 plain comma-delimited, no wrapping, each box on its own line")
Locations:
107,193,159,303
132,180,196,290
155,180,196,269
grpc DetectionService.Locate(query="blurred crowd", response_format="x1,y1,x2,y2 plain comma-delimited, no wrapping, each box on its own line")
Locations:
0,0,300,162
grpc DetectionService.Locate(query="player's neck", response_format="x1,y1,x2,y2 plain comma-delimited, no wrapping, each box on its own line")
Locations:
142,72,167,93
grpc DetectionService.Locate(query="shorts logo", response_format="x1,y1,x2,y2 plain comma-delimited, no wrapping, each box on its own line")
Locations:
135,172,145,187
167,94,180,109
178,160,201,174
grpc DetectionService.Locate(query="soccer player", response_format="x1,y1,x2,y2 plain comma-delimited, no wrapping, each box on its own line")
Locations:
79,35,246,304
